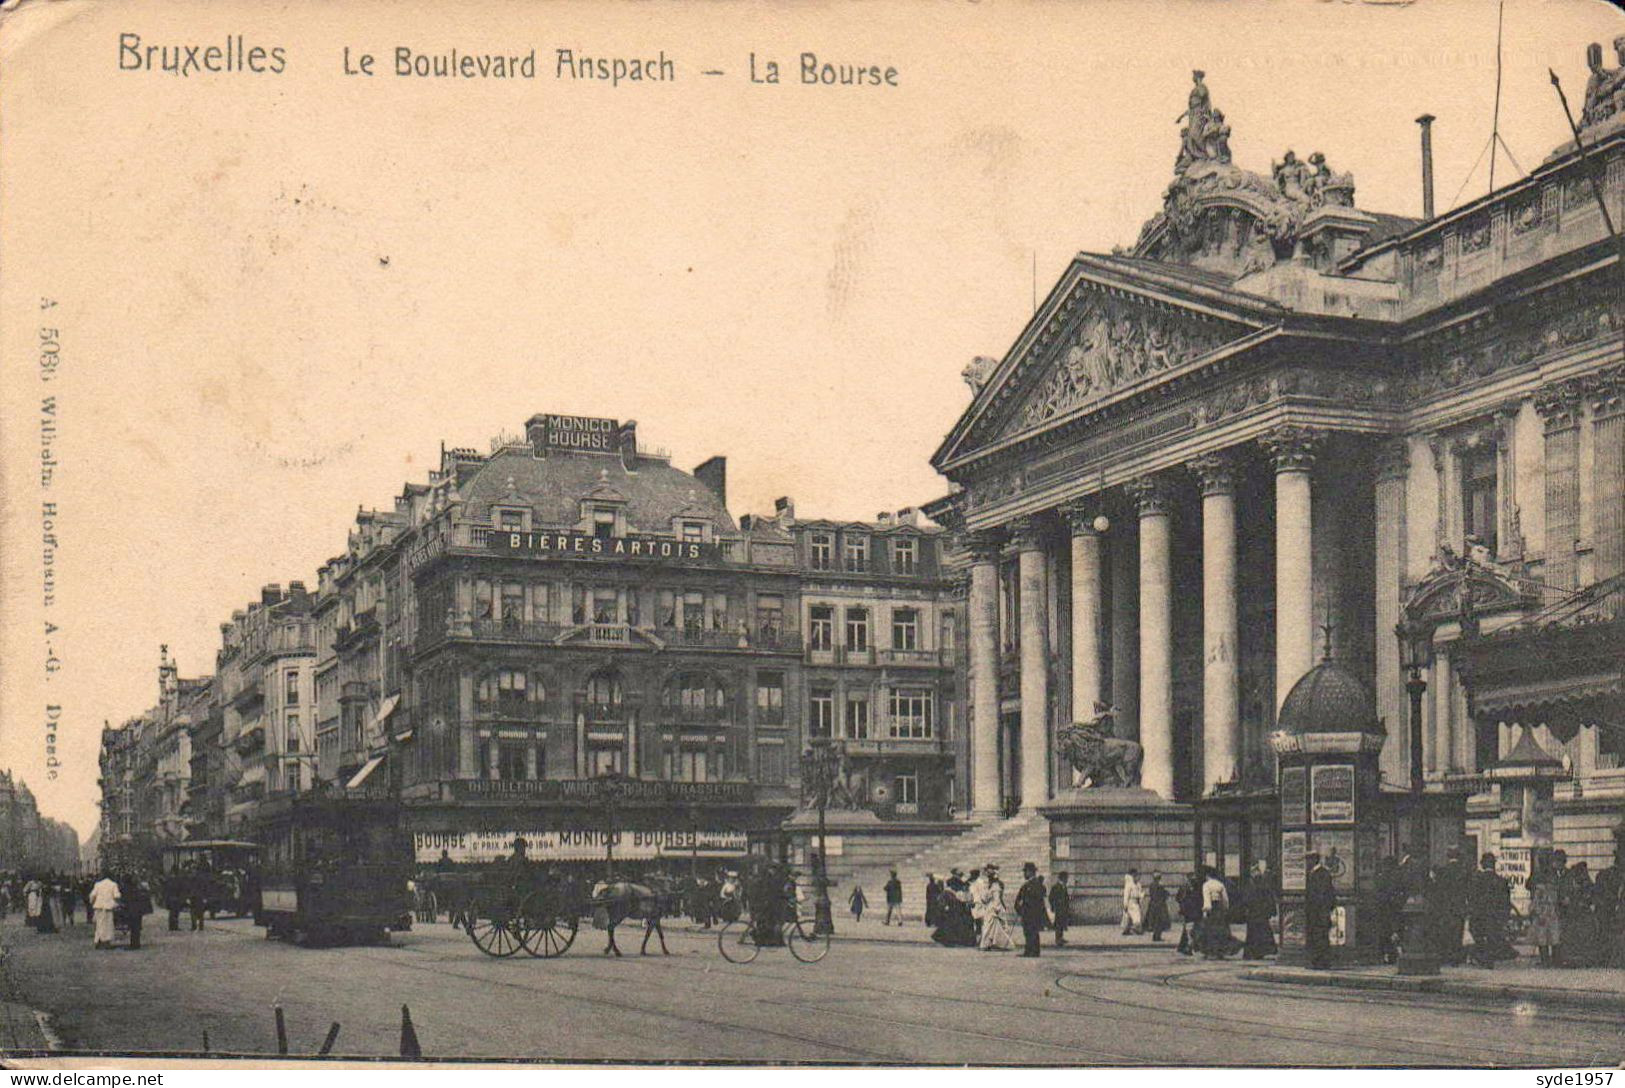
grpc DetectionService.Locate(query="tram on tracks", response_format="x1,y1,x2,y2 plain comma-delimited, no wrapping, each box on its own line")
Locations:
155,840,261,917
252,791,413,946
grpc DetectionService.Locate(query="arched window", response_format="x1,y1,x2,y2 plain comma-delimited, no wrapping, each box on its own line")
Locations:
664,672,728,722
585,670,623,708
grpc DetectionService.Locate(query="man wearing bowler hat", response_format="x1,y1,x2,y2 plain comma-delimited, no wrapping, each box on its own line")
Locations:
1014,862,1050,958
1305,851,1337,970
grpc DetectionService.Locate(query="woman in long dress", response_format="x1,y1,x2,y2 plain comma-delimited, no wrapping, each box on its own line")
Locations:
933,871,976,947
1559,863,1603,967
1528,857,1563,966
1242,862,1277,960
34,880,57,934
23,878,42,930
977,868,1013,951
1121,870,1145,935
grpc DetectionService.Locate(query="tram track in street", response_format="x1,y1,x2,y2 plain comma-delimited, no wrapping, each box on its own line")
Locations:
372,947,896,1061
378,936,1143,1063
595,940,1617,1066
1051,964,1623,1067
362,926,1623,1065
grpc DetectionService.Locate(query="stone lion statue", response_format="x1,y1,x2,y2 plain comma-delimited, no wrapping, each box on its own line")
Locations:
1056,702,1143,788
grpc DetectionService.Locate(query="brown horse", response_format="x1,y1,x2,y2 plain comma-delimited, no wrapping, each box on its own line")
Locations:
591,878,681,956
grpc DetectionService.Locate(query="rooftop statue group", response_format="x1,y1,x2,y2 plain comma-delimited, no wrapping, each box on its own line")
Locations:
1174,69,1233,173
1172,70,1353,210
1581,37,1625,131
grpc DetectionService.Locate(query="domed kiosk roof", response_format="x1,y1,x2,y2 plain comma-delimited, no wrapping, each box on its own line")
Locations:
1277,658,1383,736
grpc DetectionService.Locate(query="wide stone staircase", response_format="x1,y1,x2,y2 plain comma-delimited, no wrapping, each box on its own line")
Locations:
827,811,1053,919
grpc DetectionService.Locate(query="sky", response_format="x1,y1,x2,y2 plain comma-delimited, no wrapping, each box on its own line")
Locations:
3,0,1623,839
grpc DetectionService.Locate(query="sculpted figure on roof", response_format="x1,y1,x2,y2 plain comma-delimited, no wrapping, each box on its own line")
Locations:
1579,39,1625,129
1174,70,1221,174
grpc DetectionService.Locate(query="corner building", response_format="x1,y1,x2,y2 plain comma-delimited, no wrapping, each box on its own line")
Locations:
397,416,806,866
928,65,1623,921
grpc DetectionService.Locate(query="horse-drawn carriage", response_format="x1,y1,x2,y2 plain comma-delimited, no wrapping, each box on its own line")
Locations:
418,867,583,957
420,867,682,958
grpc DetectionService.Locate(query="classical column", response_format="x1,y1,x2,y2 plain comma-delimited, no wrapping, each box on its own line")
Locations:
1061,503,1105,728
1014,516,1052,809
967,530,1005,815
1109,512,1139,742
1131,477,1174,799
1374,438,1410,788
1263,426,1321,715
1191,453,1240,795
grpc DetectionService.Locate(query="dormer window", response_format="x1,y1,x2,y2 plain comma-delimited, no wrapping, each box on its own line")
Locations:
810,532,834,570
496,507,529,532
844,534,869,572
892,537,917,574
592,506,618,540
680,520,707,543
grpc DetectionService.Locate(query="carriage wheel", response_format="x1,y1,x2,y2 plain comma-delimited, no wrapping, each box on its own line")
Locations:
467,912,524,957
718,919,759,964
787,919,830,964
518,893,579,958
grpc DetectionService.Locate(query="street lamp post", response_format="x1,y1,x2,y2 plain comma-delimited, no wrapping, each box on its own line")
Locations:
1395,617,1439,977
805,738,839,937
598,771,622,883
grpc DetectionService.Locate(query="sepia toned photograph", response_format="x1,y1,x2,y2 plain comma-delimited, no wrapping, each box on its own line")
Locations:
0,0,1622,1072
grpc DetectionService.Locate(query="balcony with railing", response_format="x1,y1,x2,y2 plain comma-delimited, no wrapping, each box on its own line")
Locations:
474,695,550,721
840,734,949,757
232,721,265,754
572,696,634,728
875,647,949,668
340,680,374,704
655,704,734,726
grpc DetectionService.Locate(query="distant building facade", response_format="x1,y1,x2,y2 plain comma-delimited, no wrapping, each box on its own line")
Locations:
0,771,79,872
216,585,317,835
103,413,965,873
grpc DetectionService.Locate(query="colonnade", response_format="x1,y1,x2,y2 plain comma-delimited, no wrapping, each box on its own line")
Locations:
966,426,1326,812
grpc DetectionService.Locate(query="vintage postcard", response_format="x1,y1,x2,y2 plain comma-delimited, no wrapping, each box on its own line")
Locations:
0,0,1622,1073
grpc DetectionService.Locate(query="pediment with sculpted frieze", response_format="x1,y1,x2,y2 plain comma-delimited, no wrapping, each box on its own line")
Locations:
996,287,1249,439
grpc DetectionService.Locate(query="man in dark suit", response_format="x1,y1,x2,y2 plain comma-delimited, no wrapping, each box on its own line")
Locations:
1014,862,1051,958
1304,851,1336,970
1468,852,1512,967
1048,872,1073,947
1430,846,1471,965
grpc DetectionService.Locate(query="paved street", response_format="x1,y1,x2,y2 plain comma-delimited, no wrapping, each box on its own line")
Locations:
1,916,1620,1065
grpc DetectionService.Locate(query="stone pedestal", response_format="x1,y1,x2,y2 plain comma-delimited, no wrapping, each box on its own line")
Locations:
1042,787,1194,925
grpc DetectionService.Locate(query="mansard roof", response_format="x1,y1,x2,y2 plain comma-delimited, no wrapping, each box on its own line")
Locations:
459,446,736,534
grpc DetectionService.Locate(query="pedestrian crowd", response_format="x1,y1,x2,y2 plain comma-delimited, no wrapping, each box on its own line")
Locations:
2,868,158,950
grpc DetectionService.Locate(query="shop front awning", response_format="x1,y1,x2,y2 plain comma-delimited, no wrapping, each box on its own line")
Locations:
346,754,386,790
370,694,401,735
1455,613,1625,736
657,846,749,859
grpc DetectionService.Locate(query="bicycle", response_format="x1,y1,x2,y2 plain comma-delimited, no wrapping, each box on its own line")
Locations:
718,913,830,964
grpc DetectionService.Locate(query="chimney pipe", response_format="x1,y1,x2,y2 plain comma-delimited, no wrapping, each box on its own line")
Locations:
1416,114,1436,220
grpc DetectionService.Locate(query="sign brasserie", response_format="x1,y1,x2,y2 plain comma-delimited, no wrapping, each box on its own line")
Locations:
488,530,721,563
540,414,620,452
449,778,755,806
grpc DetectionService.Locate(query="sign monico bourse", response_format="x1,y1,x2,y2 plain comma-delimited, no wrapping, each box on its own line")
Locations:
540,414,620,451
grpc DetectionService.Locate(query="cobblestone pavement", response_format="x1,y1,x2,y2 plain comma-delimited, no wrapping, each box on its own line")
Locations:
1,916,1620,1065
